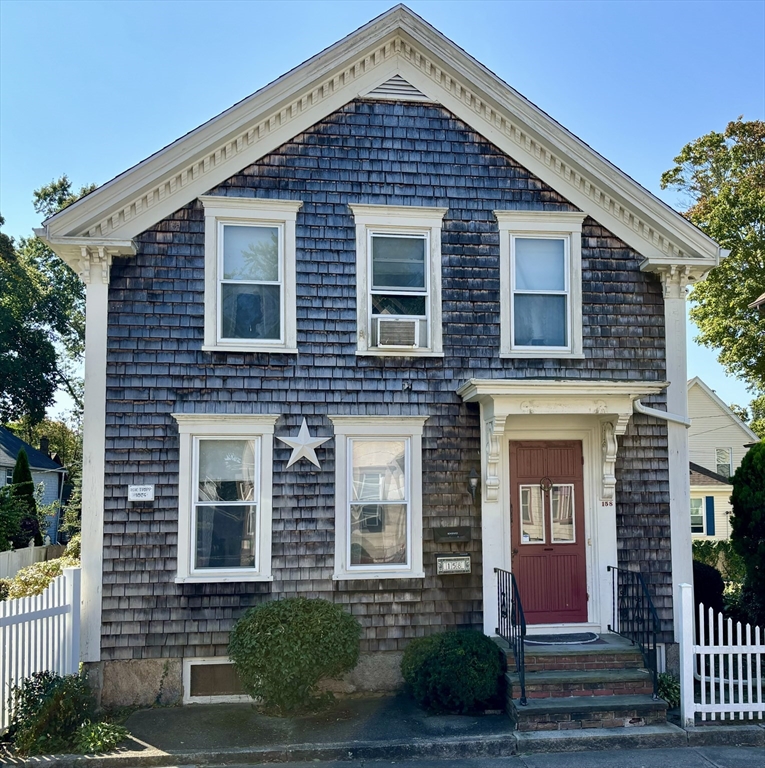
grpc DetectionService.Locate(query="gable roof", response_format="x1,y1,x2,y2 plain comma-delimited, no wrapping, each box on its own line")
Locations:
36,5,722,278
749,291,765,311
689,462,731,487
0,427,64,472
688,377,760,443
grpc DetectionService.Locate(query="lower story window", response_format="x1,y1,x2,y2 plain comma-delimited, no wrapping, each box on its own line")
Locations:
329,415,428,580
690,497,705,534
173,414,278,582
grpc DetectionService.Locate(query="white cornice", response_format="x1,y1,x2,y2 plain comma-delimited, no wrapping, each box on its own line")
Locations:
457,379,668,403
38,5,720,274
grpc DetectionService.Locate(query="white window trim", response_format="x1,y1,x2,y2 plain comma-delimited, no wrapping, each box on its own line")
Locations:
715,447,733,477
690,496,706,535
199,196,302,354
172,413,278,583
328,415,428,580
495,210,586,358
349,204,447,357
182,657,252,704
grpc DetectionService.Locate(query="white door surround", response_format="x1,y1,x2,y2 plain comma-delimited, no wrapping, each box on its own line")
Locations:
457,379,668,637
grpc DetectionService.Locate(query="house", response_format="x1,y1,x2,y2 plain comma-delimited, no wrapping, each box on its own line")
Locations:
36,6,723,714
0,426,67,541
749,291,765,314
687,377,759,540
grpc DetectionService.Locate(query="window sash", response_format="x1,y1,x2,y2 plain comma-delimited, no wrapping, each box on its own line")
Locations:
510,235,571,350
715,448,732,478
218,222,284,344
191,436,261,573
346,437,411,571
690,498,705,534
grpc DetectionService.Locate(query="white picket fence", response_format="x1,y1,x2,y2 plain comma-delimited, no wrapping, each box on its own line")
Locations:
679,582,764,726
0,543,48,580
0,567,81,731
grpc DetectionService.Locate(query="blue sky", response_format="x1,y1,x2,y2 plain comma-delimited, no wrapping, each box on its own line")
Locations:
1,0,763,411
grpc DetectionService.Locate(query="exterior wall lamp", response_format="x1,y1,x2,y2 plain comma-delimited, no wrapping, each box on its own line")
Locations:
468,468,479,502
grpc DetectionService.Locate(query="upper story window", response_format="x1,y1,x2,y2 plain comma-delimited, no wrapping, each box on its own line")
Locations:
349,204,447,357
199,196,302,354
172,413,278,583
495,211,587,359
715,448,732,478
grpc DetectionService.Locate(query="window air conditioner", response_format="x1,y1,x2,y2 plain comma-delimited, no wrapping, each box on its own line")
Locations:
375,316,419,348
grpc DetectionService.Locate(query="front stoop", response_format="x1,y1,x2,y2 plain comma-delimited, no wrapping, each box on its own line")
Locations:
503,633,667,731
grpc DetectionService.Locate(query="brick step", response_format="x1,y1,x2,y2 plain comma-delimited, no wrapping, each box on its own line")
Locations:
506,668,654,699
517,647,644,672
508,693,667,732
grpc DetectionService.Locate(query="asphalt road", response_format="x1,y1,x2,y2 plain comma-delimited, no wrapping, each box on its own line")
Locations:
175,745,765,768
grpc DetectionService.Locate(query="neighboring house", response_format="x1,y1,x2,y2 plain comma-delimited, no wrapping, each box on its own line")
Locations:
0,427,67,541
749,291,765,314
687,377,759,540
36,6,723,708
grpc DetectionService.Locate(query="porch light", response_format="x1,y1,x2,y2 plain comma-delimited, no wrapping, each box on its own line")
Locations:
468,469,480,502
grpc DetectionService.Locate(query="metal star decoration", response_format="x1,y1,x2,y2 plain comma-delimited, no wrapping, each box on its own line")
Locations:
277,418,331,469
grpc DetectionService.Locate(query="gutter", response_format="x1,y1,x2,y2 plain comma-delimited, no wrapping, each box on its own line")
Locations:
633,399,691,428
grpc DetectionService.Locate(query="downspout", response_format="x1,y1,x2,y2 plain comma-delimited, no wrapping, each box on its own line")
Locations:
633,399,691,428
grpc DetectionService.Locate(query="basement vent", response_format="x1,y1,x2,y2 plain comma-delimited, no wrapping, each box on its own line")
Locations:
183,658,250,703
365,75,432,102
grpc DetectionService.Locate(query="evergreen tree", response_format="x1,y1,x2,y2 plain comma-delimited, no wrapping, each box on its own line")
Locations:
11,449,42,547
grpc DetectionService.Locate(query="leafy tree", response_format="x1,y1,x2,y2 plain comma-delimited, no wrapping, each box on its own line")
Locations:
730,395,765,439
11,448,42,547
0,486,25,552
6,416,81,469
730,441,765,627
661,118,765,417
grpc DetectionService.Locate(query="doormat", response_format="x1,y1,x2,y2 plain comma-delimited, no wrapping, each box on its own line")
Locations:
524,632,599,645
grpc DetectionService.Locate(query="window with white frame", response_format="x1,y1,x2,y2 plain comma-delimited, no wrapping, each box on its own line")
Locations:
349,204,447,356
715,448,732,478
172,414,278,582
690,497,705,534
329,415,428,579
495,210,586,358
199,196,302,353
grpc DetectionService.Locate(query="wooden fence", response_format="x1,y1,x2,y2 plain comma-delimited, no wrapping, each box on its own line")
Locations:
0,543,66,580
0,567,80,731
679,582,764,726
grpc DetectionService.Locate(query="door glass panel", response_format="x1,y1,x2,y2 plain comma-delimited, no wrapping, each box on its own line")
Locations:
550,484,575,543
520,485,545,543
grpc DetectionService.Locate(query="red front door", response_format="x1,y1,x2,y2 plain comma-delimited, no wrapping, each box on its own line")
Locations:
510,440,587,624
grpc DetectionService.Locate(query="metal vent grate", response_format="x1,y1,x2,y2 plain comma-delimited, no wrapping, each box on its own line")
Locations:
365,75,431,102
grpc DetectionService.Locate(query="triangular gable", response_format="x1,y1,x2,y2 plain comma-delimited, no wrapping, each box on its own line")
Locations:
687,377,760,443
37,4,721,279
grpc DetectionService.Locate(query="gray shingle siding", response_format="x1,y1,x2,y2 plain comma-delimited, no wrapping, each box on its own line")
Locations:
101,100,671,660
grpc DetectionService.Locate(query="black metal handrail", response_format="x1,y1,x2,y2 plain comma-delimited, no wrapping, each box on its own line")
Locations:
607,565,660,698
495,567,527,705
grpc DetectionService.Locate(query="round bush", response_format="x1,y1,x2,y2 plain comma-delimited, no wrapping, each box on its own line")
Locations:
401,630,505,714
228,597,361,714
693,559,725,615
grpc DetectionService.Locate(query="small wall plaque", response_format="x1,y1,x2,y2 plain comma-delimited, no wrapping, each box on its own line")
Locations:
433,526,472,543
128,485,155,502
436,555,471,575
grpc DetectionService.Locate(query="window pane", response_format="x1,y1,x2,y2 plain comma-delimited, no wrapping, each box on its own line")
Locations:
371,295,427,316
520,485,545,543
372,235,426,290
196,504,256,569
515,238,565,291
690,498,704,533
221,283,280,340
350,503,407,565
198,439,257,502
223,225,279,282
551,485,574,543
351,440,407,502
715,448,731,477
514,294,567,347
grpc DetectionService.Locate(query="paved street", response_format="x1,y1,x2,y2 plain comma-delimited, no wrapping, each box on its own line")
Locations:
177,745,765,768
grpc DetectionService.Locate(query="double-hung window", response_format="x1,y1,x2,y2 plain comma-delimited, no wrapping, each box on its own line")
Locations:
690,497,705,534
350,204,447,356
329,415,427,580
715,448,732,478
200,196,302,353
173,414,277,582
495,211,586,358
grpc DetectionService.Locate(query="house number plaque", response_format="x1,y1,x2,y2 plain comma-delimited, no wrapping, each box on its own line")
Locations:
128,485,155,502
436,555,471,575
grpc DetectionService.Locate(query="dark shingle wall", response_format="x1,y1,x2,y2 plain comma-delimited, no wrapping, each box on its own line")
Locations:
101,100,671,660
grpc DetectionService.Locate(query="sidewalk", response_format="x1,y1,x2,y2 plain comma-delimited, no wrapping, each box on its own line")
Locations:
1,693,763,767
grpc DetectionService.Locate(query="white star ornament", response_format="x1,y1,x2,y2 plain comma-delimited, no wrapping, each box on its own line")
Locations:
276,418,331,469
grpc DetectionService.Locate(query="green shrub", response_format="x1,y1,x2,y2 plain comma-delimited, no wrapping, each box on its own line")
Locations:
657,672,680,709
6,547,80,599
11,448,42,547
75,722,130,754
8,671,95,756
65,533,81,560
401,630,505,714
0,578,10,600
693,560,725,615
692,539,746,584
228,597,361,715
0,485,25,552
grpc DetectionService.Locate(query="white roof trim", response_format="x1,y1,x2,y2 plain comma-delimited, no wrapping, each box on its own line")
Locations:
687,377,760,443
37,5,720,274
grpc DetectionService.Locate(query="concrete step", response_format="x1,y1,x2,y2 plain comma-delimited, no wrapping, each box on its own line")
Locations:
508,693,667,732
506,667,654,699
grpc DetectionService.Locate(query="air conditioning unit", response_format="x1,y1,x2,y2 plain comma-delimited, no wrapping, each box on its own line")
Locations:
375,316,420,348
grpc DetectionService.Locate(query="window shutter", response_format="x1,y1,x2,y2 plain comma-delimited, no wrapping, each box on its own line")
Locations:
705,496,715,536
